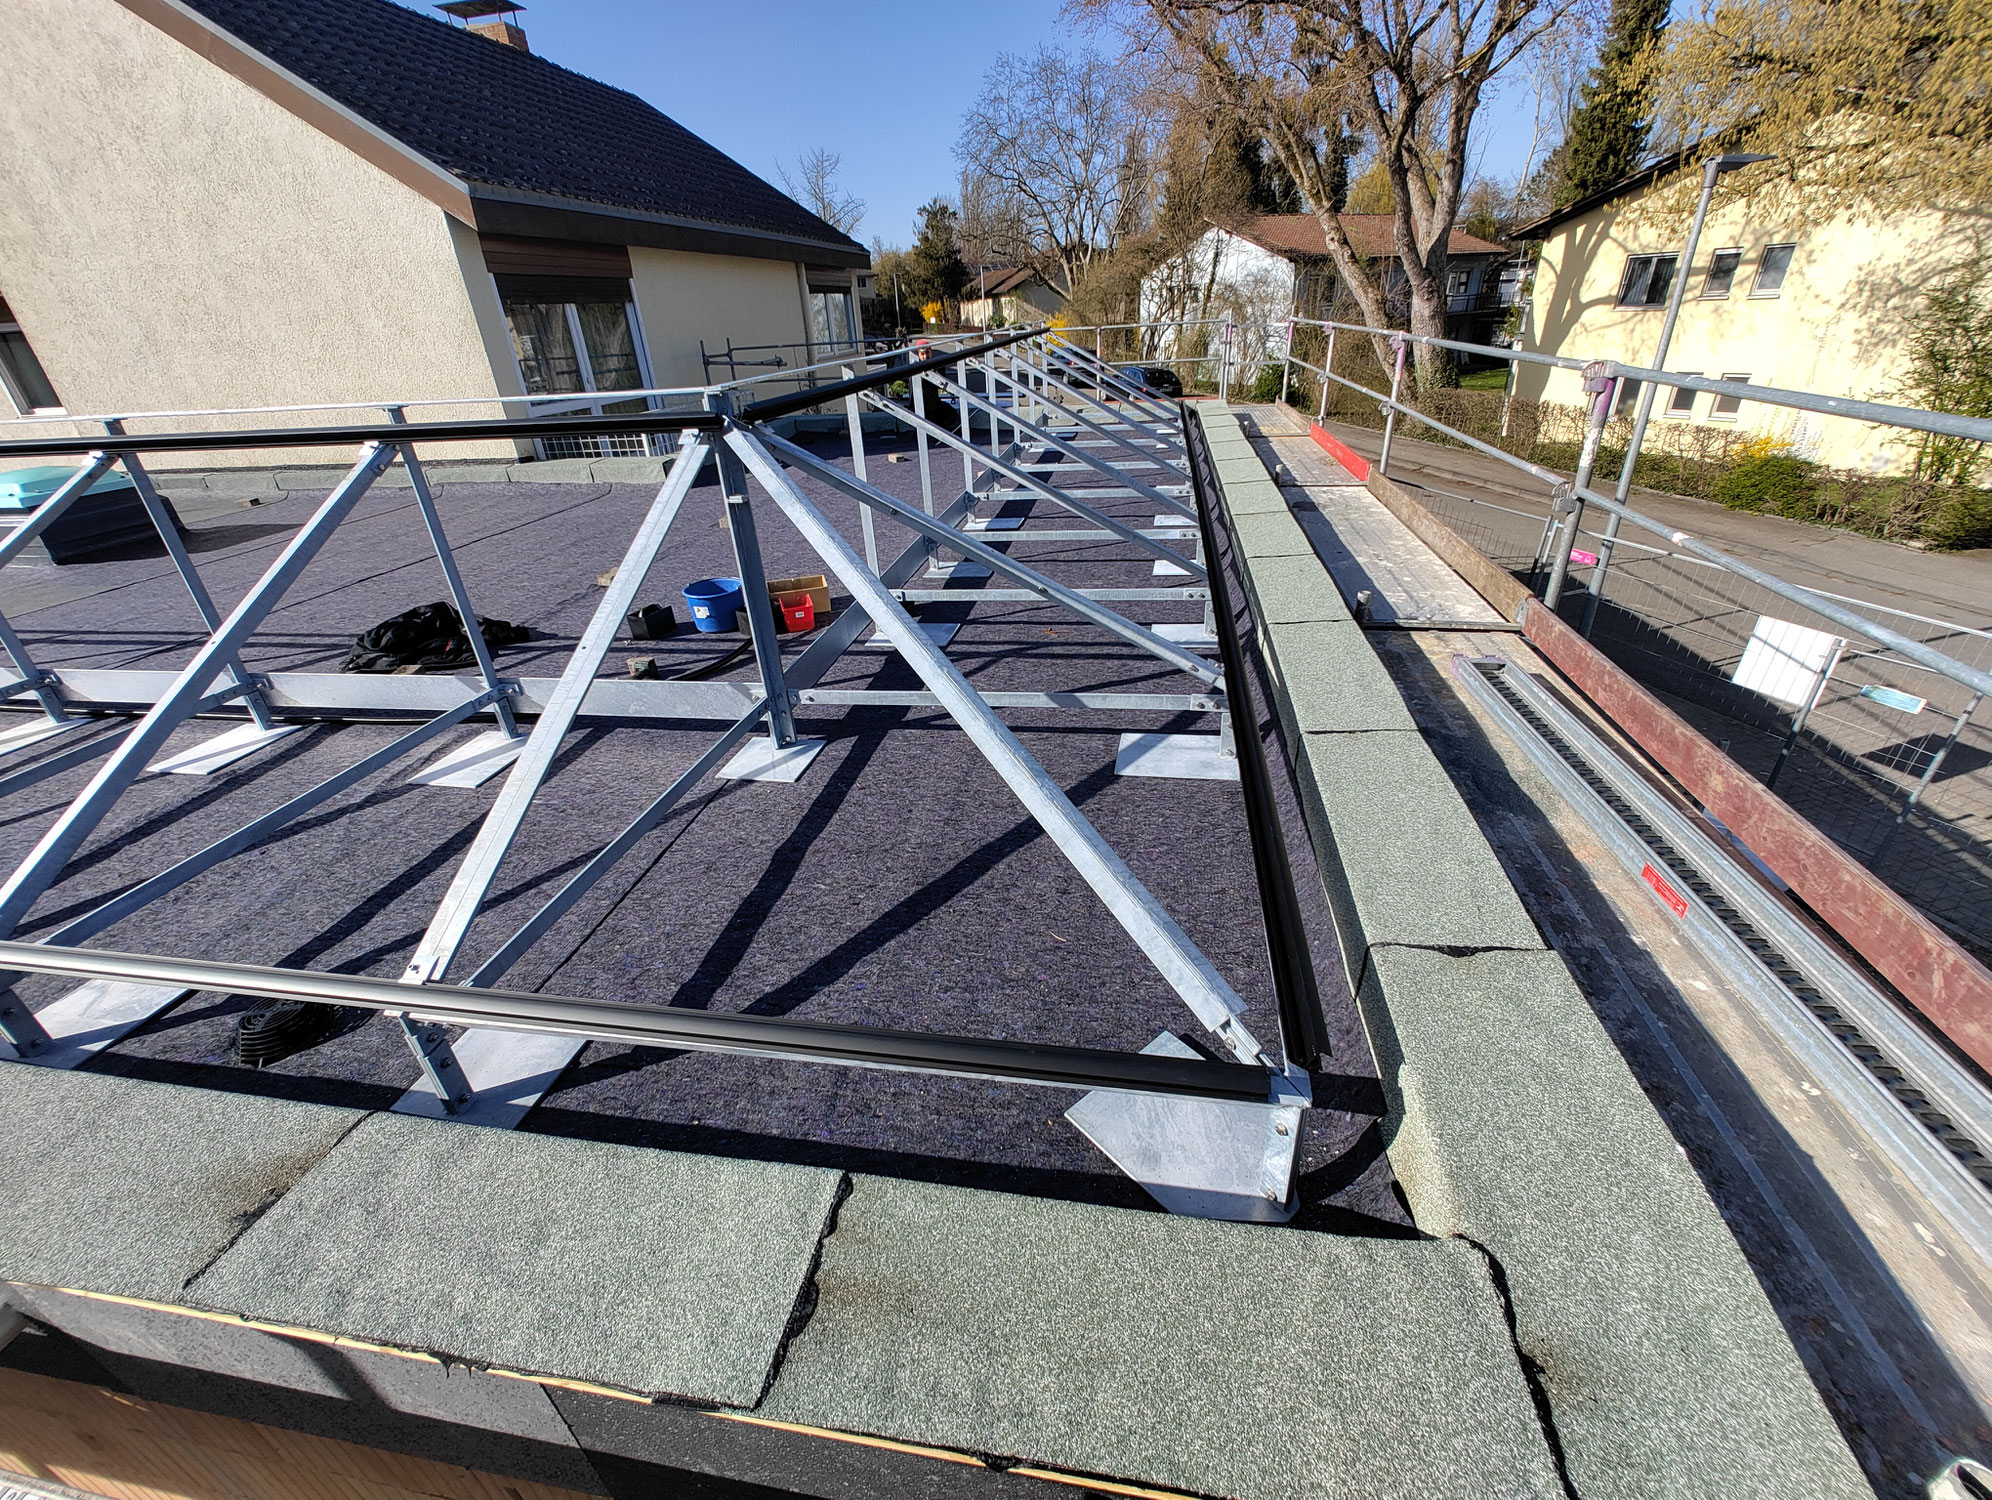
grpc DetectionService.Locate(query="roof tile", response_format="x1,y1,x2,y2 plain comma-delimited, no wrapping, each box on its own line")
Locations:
1232,213,1507,259
175,0,863,255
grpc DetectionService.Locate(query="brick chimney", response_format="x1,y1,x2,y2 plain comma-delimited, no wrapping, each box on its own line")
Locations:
435,1,529,53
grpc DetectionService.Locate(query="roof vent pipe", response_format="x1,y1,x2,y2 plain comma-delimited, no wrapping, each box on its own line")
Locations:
435,0,530,52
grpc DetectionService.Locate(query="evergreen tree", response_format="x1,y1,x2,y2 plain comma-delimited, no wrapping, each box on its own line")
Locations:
1554,0,1670,208
1322,116,1358,213
902,199,969,310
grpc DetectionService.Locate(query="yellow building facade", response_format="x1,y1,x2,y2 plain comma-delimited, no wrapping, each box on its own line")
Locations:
1514,166,1978,473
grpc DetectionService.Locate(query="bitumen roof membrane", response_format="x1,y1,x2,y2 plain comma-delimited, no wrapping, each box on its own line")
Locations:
0,426,1402,1229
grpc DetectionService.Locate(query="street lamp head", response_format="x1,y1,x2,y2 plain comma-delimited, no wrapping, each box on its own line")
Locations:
1714,153,1775,173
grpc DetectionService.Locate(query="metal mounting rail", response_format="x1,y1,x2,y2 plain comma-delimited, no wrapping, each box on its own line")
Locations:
0,324,1322,1214
1454,653,1992,1261
1183,405,1329,1068
0,940,1276,1103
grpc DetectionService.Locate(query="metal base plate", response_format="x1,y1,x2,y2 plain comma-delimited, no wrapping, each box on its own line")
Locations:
1066,1033,1301,1222
1151,558,1191,577
1152,513,1198,528
963,516,1023,532
1115,732,1239,782
392,1026,587,1130
0,980,193,1067
717,735,827,784
924,560,991,581
863,622,960,652
0,717,90,757
409,729,528,788
1151,623,1218,648
150,723,302,776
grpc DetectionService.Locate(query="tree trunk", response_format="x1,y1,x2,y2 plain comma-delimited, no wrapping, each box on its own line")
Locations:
1404,262,1456,392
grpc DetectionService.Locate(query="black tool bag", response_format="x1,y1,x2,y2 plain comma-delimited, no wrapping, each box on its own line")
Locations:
340,601,529,674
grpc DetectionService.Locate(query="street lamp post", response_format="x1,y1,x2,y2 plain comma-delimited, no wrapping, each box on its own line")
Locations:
1577,153,1772,636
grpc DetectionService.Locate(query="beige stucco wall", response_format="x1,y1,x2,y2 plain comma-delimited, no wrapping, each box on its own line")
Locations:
627,247,811,391
0,0,512,467
1517,183,1976,471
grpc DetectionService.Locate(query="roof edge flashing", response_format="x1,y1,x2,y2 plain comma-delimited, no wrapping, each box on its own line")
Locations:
468,187,871,269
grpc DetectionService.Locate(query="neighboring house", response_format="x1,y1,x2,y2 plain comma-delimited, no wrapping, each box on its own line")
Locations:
1510,158,1976,470
1139,214,1514,379
960,266,1066,328
0,0,868,465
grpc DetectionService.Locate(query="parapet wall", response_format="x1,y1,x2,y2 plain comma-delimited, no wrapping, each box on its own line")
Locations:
1197,402,1871,1500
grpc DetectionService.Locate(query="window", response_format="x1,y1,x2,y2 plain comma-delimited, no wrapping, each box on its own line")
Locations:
0,297,62,414
806,289,857,352
1617,254,1677,307
1701,250,1742,299
1710,373,1750,418
1667,376,1701,417
499,284,656,458
1615,379,1643,418
1751,244,1795,297
1298,266,1338,318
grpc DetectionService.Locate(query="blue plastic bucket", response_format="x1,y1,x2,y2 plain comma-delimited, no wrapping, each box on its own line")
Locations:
682,576,744,633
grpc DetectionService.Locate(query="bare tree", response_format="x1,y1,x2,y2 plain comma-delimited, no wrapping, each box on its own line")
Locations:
956,47,1162,294
1512,16,1591,217
956,172,1034,272
775,147,866,236
1117,0,1592,385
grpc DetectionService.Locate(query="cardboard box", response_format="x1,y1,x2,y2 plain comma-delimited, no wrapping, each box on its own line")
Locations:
765,574,832,632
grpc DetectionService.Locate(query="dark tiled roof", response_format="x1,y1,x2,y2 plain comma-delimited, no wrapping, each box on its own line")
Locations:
174,0,864,256
969,267,1040,297
1233,214,1507,260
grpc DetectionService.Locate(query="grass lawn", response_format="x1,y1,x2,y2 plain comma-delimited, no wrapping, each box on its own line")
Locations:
1458,367,1509,391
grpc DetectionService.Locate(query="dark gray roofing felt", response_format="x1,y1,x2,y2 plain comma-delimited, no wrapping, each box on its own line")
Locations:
171,0,865,255
760,1175,1565,1499
0,1063,364,1303
186,1110,845,1403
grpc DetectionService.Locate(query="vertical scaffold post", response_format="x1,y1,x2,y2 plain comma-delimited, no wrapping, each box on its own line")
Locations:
1542,364,1617,610
1377,335,1408,475
1317,327,1336,425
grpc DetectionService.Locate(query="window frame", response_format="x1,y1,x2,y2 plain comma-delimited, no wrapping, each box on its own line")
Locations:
493,276,660,459
1666,376,1702,418
1616,253,1679,308
0,315,64,415
1700,250,1742,299
1750,244,1796,298
1709,373,1751,419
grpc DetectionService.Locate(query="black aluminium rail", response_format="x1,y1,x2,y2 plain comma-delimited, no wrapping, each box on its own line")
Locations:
0,940,1275,1102
1181,406,1330,1069
0,328,1045,461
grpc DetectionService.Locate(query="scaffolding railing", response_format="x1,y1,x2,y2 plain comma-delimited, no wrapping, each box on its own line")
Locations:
1266,313,1992,954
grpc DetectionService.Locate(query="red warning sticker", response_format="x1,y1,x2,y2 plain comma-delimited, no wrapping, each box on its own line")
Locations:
1641,862,1689,917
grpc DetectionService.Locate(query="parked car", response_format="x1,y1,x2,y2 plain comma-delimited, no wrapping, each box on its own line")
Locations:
1116,363,1184,397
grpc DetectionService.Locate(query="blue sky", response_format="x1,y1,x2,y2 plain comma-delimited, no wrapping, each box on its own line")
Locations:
410,0,1555,247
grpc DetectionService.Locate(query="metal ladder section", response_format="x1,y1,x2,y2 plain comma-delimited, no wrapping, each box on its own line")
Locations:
1454,653,1992,1258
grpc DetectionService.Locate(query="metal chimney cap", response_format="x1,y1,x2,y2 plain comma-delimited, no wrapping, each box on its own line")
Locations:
436,1,525,19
